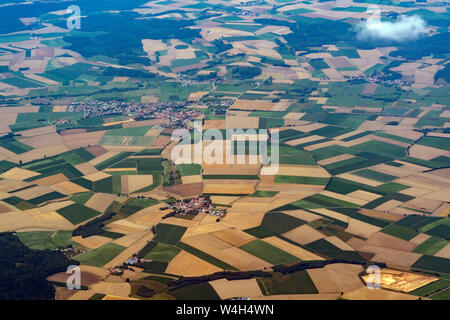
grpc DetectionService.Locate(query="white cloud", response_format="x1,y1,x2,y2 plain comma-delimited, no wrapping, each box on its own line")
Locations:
356,15,427,42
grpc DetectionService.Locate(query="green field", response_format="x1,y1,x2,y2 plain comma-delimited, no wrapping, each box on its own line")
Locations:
274,176,329,185
413,237,448,255
239,239,300,265
143,242,181,262
56,203,101,225
75,242,125,267
0,138,33,154
177,242,237,270
250,191,279,197
176,164,202,176
18,230,73,250
169,282,220,300
244,211,306,238
257,270,318,295
381,224,420,241
119,197,160,215
154,223,187,245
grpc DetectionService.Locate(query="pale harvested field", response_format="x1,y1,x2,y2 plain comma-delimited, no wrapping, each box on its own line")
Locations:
263,236,324,260
90,281,131,298
203,183,255,194
345,218,381,238
165,250,222,277
410,233,431,245
72,235,111,249
182,221,230,238
161,217,196,228
144,128,163,137
14,185,54,200
231,99,274,111
225,116,259,129
285,135,323,146
181,175,202,184
275,165,330,178
203,119,226,130
282,224,325,245
163,183,203,198
183,233,232,250
281,209,322,222
366,232,418,252
409,144,448,160
211,228,255,247
347,190,382,202
0,210,74,232
17,125,56,137
405,197,443,212
105,219,149,234
322,263,365,293
84,171,111,182
283,112,305,120
85,193,116,213
113,230,146,247
434,243,450,259
188,91,209,101
349,240,422,269
317,154,354,166
67,290,97,300
88,151,119,166
38,201,74,213
422,187,450,202
130,204,171,227
210,279,263,300
370,163,416,178
310,208,349,223
0,179,31,192
342,287,418,300
306,268,341,294
359,208,404,222
75,162,98,176
53,181,89,195
62,131,106,149
219,247,272,270
13,145,69,163
19,132,63,149
33,173,68,186
182,234,271,270
375,200,403,212
325,236,355,251
152,135,171,147
1,167,40,180
121,175,153,194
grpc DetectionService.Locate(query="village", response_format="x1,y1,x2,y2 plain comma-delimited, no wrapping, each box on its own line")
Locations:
162,196,227,220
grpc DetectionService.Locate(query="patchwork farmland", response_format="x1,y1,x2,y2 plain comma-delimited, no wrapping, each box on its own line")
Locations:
0,0,449,301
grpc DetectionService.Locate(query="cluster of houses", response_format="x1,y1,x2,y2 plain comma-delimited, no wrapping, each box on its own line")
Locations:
57,246,84,258
109,254,151,276
66,100,201,124
162,196,227,219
